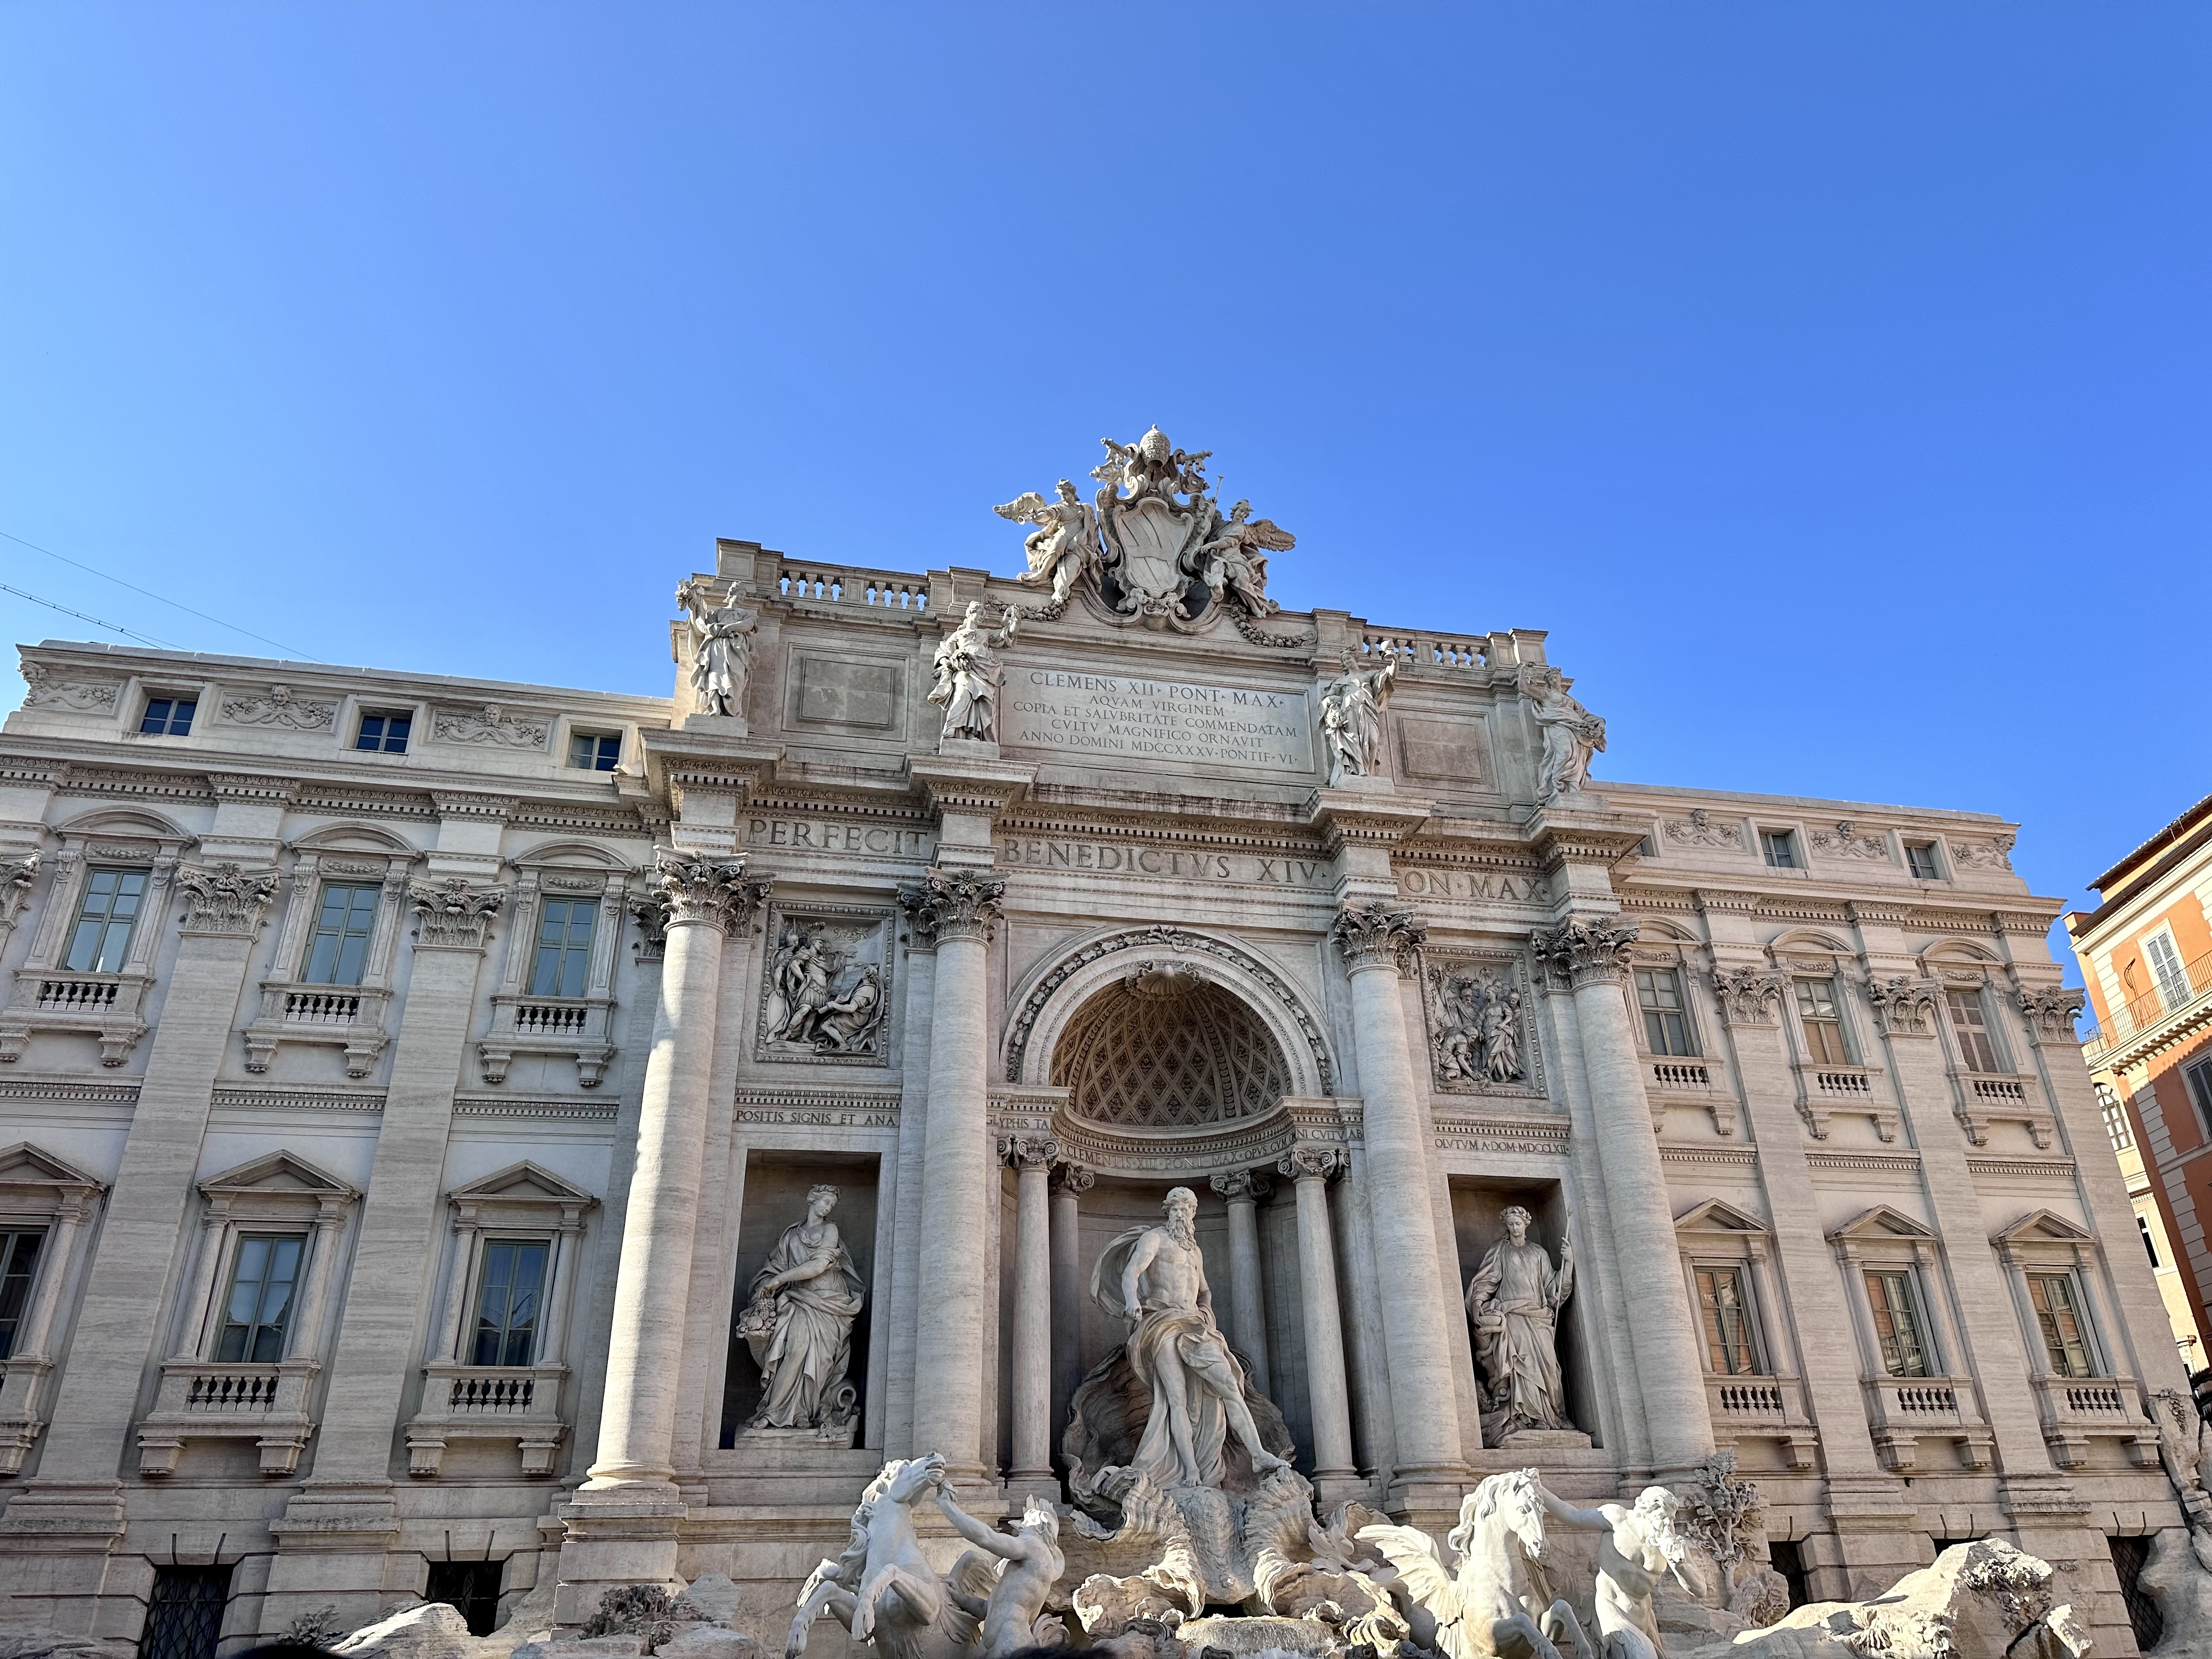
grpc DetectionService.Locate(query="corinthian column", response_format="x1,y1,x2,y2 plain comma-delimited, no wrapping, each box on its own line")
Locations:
1331,900,1468,1510
1049,1163,1093,1446
1210,1169,1272,1393
584,853,769,1490
1531,915,1713,1475
1002,1132,1058,1495
904,870,1004,1485
1278,1146,1358,1497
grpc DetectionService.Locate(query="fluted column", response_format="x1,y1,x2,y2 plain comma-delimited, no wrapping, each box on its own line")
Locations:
1049,1163,1093,1449
1532,915,1714,1475
1210,1169,1272,1393
1331,901,1468,1506
905,870,1004,1483
1279,1146,1358,1493
1003,1132,1058,1492
585,854,769,1490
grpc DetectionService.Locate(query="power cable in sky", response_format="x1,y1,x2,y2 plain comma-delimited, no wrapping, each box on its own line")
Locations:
1,527,315,659
0,581,178,650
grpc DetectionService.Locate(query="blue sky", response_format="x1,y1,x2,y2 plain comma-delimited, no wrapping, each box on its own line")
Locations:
3,4,2206,973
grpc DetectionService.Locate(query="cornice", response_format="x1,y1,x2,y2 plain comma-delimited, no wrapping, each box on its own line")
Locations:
430,791,517,821
905,754,1037,817
1694,889,1765,915
1306,790,1433,855
1621,886,1699,915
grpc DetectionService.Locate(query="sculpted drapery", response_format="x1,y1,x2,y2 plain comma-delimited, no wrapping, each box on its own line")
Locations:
742,1184,866,1430
1464,1204,1575,1436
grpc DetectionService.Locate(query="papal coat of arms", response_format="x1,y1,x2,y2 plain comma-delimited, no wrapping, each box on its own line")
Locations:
994,426,1297,634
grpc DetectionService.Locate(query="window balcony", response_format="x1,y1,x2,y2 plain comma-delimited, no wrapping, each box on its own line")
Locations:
241,984,393,1078
1647,1058,1738,1136
1792,1062,1899,1143
2095,945,2212,1070
1703,1372,1815,1469
404,1362,569,1477
1859,1373,1994,1473
0,969,153,1066
136,1357,320,1476
1953,1071,2056,1149
2028,1372,2158,1470
477,994,617,1090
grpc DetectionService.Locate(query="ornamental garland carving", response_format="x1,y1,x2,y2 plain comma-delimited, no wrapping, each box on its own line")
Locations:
651,851,771,932
221,685,335,730
432,704,550,750
1664,809,1744,850
2016,984,2087,1042
1529,916,1639,986
1865,976,1942,1037
896,870,1004,944
1331,901,1426,976
1423,957,1542,1096
1003,924,1334,1094
409,878,507,949
176,862,280,935
1810,820,1889,861
1709,966,1786,1027
1949,837,2016,872
20,664,120,713
757,907,891,1066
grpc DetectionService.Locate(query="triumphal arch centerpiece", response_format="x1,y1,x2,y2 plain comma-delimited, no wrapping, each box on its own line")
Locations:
0,427,2197,1657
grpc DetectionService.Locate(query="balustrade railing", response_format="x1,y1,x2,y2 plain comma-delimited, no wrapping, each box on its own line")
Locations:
1651,1060,1713,1092
1815,1068,1874,1096
448,1372,536,1413
282,990,359,1025
1970,1076,2027,1102
777,565,929,613
512,1002,591,1036
184,1371,281,1411
36,978,119,1012
2109,945,2212,1041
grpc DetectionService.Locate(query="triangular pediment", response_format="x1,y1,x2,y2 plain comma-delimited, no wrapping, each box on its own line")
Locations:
199,1150,358,1201
1994,1209,2095,1246
0,1142,105,1193
1830,1204,1937,1243
448,1160,596,1208
1675,1198,1769,1235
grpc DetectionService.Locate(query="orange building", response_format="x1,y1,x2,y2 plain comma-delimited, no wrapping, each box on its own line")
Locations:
2070,790,2212,1363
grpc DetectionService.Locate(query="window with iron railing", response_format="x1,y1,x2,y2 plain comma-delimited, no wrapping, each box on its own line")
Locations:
2147,932,2193,1012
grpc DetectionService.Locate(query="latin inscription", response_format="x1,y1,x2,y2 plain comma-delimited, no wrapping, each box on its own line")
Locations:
1005,670,1312,773
999,837,1329,887
1397,866,1549,903
744,817,932,858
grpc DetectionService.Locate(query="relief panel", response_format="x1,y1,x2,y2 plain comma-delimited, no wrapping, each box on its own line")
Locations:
755,905,893,1067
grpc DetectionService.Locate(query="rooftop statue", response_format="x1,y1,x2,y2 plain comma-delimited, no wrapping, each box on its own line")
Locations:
929,601,1019,745
1317,651,1398,786
678,576,759,721
995,479,1098,611
1520,664,1606,802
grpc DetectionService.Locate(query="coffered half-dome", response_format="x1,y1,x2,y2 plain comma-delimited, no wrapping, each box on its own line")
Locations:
1051,967,1291,1128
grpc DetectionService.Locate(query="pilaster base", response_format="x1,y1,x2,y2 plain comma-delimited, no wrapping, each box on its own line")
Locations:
1311,1470,1374,1511
264,1481,410,1635
0,1483,129,1637
1385,1463,1476,1532
554,1490,690,1627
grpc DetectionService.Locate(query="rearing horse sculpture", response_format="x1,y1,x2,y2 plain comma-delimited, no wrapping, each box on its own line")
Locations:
1358,1468,1594,1659
788,1453,981,1659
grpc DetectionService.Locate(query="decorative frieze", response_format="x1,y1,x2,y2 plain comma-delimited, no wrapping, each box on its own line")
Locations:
1529,916,1638,987
1949,837,2016,872
1330,901,1425,976
1811,820,1888,861
176,863,280,937
758,907,891,1066
1709,966,1785,1027
432,704,550,749
733,1086,901,1130
409,879,507,950
1864,977,1942,1038
20,666,119,713
212,1088,387,1114
1664,809,1743,850
1430,1110,1571,1158
220,686,334,730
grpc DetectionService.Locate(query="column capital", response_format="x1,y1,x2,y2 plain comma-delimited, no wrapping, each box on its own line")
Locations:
1866,975,1942,1038
1049,1163,1096,1197
650,851,770,933
176,862,281,938
1530,915,1639,987
409,878,508,950
2016,984,2086,1045
997,1132,1059,1170
900,870,1005,945
1278,1145,1345,1183
1709,964,1786,1027
1331,900,1425,976
1210,1169,1272,1204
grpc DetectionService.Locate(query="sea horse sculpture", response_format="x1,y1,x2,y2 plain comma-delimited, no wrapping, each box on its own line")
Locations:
787,1454,980,1659
1358,1468,1593,1659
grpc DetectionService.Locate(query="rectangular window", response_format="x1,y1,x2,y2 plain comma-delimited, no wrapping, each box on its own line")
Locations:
1905,842,1943,880
471,1239,549,1367
62,866,149,974
1636,967,1696,1056
1946,989,2002,1073
214,1233,303,1363
139,696,197,737
2189,1059,2212,1139
2140,1214,2162,1268
301,883,381,986
0,1230,44,1359
1864,1268,1932,1377
568,731,622,771
2146,932,2194,1011
1796,977,1850,1065
529,899,598,998
1760,829,1799,869
2097,1082,2134,1150
2029,1271,2096,1378
355,710,412,753
1695,1265,1760,1375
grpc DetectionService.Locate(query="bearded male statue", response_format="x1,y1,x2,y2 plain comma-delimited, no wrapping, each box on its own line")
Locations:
1090,1187,1290,1491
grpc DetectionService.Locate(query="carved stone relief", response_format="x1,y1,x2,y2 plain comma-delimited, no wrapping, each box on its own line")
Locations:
1663,808,1743,850
755,907,892,1066
431,704,549,750
1950,837,2016,872
21,665,120,713
1421,955,1543,1097
1810,820,1889,861
221,685,335,730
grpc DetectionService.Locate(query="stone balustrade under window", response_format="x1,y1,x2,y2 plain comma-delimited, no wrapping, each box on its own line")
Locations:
478,994,617,1088
2028,1370,2158,1470
406,1362,569,1477
1859,1373,1995,1473
137,1357,320,1476
0,967,152,1065
1703,1371,1816,1468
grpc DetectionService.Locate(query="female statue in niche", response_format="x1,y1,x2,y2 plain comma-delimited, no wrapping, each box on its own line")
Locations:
738,1184,867,1432
1464,1203,1575,1438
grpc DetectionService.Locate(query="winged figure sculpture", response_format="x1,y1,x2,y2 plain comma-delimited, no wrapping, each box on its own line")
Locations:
1357,1470,1592,1659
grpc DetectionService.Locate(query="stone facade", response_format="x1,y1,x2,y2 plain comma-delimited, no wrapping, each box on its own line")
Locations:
0,464,2191,1656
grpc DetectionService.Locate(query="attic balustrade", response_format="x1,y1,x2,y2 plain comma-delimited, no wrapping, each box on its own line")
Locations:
777,564,930,613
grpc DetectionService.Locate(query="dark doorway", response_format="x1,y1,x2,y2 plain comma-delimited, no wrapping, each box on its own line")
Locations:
425,1559,505,1637
1766,1539,1810,1611
140,1565,232,1659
